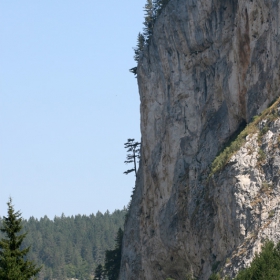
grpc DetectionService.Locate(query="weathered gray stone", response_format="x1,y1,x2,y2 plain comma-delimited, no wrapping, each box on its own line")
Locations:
119,0,280,279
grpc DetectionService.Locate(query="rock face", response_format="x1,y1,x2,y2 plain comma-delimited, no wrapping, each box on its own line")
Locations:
119,0,280,279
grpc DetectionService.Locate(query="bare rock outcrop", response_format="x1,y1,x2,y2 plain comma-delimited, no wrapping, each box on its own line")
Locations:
119,0,280,279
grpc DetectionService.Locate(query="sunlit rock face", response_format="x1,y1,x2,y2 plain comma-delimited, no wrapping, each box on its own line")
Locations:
119,0,280,279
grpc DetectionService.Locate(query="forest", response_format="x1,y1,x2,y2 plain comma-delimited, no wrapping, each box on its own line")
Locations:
0,208,126,280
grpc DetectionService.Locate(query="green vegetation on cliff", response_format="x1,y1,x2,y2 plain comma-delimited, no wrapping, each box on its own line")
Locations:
210,97,280,176
130,0,171,75
210,241,280,280
234,241,280,279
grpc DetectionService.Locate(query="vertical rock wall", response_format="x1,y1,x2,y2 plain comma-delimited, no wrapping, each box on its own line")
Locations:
120,0,280,279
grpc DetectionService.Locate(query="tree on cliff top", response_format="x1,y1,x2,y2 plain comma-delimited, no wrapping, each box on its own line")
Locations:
153,0,169,17
130,32,145,76
130,0,171,75
143,0,155,43
0,198,41,280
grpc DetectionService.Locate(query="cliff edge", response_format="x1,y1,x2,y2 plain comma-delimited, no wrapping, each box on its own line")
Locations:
120,0,280,279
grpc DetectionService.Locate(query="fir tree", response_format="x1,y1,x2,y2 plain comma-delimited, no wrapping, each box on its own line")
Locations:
143,0,155,43
129,33,145,76
153,0,161,18
143,0,169,43
154,0,169,17
133,33,145,63
0,198,41,280
104,228,123,280
94,264,104,280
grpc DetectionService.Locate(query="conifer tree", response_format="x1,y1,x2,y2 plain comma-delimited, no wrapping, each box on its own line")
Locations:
130,0,170,75
129,33,145,76
94,264,104,280
123,139,141,176
143,0,155,43
153,0,161,18
153,0,169,17
133,33,145,63
0,198,41,280
104,228,123,280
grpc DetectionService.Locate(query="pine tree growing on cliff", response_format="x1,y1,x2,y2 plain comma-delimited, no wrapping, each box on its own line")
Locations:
154,0,170,17
130,0,171,75
144,0,170,41
153,0,163,17
134,33,145,63
123,139,141,176
143,0,155,43
0,198,41,280
130,0,153,77
129,33,145,76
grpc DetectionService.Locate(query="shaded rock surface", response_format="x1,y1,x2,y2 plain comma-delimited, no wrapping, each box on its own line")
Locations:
119,0,280,279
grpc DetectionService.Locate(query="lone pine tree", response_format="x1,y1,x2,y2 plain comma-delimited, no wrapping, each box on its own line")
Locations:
123,138,141,176
0,198,41,280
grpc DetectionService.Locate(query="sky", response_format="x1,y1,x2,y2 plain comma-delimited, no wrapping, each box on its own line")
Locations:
0,1,144,219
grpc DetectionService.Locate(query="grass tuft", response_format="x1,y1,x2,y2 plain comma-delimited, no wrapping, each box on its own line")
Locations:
258,148,266,163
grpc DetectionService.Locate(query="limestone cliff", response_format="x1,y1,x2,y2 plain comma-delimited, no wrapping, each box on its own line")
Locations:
119,0,280,279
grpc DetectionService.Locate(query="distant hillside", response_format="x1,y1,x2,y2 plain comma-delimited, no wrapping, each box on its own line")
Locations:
0,208,126,280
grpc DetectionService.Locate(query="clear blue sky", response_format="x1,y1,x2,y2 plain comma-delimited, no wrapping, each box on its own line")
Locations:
0,1,144,219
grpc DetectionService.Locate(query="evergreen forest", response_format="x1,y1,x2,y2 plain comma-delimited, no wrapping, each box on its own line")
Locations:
0,208,126,280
